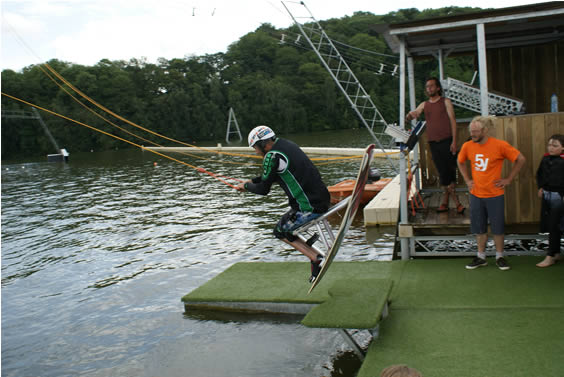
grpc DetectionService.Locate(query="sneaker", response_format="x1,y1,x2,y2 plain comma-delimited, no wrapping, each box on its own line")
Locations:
309,255,324,283
496,257,511,271
466,257,487,270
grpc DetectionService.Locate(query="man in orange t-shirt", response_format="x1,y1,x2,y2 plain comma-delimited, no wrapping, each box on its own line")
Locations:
457,116,526,271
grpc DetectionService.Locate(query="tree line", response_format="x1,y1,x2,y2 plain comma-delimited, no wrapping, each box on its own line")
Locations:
1,7,479,160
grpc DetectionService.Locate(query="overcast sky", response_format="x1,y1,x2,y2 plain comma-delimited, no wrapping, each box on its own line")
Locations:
1,0,547,72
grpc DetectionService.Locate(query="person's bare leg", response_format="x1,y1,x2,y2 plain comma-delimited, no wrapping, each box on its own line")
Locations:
476,233,488,254
282,239,321,262
493,234,504,255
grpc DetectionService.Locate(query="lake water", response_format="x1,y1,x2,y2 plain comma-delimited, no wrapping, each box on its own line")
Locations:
1,129,397,377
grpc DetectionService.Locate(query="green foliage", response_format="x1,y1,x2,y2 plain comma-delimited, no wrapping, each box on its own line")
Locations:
1,7,479,160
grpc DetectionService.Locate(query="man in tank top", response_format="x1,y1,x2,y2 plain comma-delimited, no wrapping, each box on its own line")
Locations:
406,77,464,214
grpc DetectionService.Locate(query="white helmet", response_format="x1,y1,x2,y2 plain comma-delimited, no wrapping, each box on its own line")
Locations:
248,125,275,147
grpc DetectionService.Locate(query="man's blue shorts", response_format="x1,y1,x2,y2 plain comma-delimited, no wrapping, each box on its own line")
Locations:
274,209,323,241
469,194,505,235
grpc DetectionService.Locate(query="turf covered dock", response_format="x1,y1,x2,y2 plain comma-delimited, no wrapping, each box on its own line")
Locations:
182,257,564,376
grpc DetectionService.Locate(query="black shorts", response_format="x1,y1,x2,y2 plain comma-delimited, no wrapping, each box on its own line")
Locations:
470,194,505,235
429,137,457,186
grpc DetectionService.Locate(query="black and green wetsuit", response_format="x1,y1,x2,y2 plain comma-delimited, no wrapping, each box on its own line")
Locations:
244,138,330,214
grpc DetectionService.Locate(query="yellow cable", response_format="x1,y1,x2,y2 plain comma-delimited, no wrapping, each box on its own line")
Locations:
36,65,259,166
42,63,261,160
40,64,391,164
1,92,247,188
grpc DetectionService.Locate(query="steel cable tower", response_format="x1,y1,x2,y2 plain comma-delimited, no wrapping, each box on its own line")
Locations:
281,1,397,171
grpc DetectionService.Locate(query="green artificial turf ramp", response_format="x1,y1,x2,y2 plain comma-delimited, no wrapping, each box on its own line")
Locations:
358,257,564,377
182,257,564,376
182,260,404,306
392,256,564,309
357,308,564,377
301,279,392,328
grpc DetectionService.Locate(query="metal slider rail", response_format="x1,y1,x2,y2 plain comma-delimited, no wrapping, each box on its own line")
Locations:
291,197,350,256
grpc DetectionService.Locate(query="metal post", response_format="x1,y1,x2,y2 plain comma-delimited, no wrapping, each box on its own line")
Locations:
438,49,444,81
476,23,489,116
399,151,410,260
281,1,397,173
399,38,410,260
399,37,406,129
338,329,365,360
407,56,421,192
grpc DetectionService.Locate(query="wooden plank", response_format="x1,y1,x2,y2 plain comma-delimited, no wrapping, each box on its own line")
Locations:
536,44,552,113
531,115,547,172
516,116,534,223
456,122,470,186
512,47,525,101
556,43,563,108
558,113,564,134
364,175,400,226
545,113,560,139
531,115,547,223
491,116,504,140
502,117,519,224
410,191,470,227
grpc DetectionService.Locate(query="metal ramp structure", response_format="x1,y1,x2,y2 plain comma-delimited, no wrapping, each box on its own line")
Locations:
442,76,525,115
291,196,383,360
225,107,243,144
281,1,397,171
290,196,350,257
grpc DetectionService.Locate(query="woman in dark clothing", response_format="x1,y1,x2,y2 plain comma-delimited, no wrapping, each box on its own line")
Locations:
536,134,564,267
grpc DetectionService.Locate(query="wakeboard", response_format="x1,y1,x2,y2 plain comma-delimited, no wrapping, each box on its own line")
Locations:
308,144,376,294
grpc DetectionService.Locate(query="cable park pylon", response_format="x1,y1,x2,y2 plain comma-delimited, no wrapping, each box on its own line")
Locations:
281,1,398,171
225,107,243,144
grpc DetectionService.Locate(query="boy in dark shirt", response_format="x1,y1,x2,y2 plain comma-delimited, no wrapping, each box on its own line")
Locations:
536,134,564,267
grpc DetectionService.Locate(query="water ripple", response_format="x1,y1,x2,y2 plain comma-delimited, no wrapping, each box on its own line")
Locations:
2,146,394,377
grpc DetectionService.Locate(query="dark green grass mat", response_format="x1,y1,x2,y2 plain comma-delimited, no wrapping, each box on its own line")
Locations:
182,261,404,304
301,279,393,329
392,256,564,309
358,308,564,377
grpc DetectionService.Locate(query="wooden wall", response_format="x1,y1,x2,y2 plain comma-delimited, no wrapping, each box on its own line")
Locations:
418,112,564,225
487,40,564,114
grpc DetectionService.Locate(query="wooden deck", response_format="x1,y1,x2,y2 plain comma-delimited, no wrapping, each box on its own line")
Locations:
408,190,470,235
409,189,540,236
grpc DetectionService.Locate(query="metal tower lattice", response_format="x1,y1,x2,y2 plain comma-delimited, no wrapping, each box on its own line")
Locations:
281,1,397,170
442,77,524,115
225,107,243,144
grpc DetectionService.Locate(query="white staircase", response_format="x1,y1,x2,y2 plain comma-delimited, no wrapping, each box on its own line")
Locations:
442,77,524,115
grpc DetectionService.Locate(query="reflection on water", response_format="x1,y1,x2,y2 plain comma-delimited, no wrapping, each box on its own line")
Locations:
2,131,396,377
